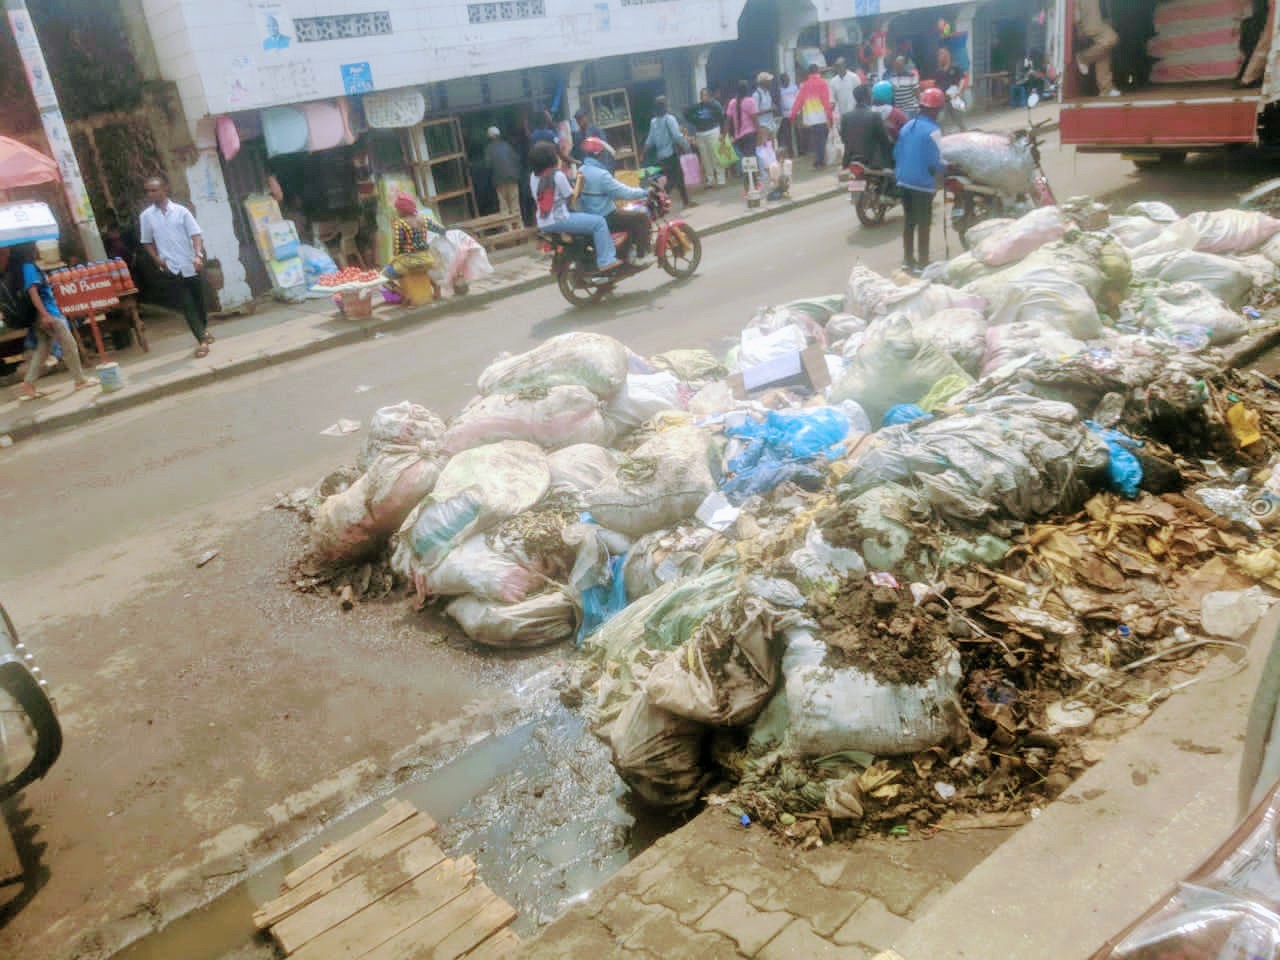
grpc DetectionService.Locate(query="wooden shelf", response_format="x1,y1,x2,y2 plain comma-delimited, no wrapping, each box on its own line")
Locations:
432,187,474,201
430,151,467,163
600,120,632,129
588,88,638,171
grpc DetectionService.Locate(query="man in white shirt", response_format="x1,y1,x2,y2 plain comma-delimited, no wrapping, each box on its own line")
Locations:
139,175,211,357
828,58,862,118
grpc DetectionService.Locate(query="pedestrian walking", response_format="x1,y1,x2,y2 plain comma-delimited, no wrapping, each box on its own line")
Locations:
687,89,726,187
643,95,694,208
1074,0,1120,96
789,63,835,168
139,174,211,358
753,72,778,135
484,126,522,218
894,87,946,275
827,57,863,118
1,243,93,400
888,56,921,116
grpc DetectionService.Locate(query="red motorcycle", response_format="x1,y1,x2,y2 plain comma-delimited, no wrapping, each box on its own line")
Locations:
540,175,701,307
847,161,901,226
944,116,1057,248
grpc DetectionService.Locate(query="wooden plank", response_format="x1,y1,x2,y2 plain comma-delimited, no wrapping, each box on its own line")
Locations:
359,884,499,960
255,814,437,929
283,801,423,890
432,895,517,960
290,856,477,960
272,836,447,954
459,928,521,960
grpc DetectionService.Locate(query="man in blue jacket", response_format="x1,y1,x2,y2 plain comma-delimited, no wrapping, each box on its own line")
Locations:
894,86,946,274
577,137,652,266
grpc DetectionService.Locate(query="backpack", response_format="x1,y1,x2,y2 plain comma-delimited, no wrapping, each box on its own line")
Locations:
1,268,39,330
536,171,558,218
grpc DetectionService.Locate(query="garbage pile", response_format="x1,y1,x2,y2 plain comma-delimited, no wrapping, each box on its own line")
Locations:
285,197,1280,842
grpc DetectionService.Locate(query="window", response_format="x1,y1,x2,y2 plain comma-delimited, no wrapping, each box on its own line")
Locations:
466,0,546,24
294,12,392,42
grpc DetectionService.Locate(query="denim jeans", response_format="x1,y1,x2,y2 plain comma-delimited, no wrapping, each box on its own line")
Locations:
807,123,829,166
555,212,617,268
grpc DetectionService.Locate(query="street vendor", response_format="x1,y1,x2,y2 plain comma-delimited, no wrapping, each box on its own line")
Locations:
383,192,441,297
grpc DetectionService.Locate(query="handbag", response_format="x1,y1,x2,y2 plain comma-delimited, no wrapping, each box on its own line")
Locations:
714,136,738,169
679,152,703,187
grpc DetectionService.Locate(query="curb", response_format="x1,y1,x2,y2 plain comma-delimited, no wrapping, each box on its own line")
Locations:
5,185,846,444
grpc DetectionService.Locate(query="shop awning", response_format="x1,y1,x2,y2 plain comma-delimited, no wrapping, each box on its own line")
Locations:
0,136,60,190
0,201,59,248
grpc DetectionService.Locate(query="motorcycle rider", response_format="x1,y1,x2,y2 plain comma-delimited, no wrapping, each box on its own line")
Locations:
894,86,946,275
529,142,621,272
841,84,893,171
872,81,909,141
576,136,653,267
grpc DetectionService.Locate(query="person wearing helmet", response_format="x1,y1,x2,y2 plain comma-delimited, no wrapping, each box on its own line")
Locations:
872,80,909,141
893,86,946,274
576,137,652,266
529,142,621,272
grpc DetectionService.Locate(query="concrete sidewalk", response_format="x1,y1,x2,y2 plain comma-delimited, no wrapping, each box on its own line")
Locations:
0,103,1055,443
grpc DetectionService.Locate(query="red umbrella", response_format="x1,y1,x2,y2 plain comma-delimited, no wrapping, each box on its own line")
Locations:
0,136,61,189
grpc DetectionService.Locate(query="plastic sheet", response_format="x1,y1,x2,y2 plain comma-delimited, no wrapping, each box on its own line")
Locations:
1086,421,1145,499
1131,250,1255,308
939,130,1036,198
720,407,850,503
477,332,629,399
883,404,930,426
443,385,610,454
971,206,1067,267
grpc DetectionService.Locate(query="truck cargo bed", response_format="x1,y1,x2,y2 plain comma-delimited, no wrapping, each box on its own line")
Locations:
1061,81,1259,149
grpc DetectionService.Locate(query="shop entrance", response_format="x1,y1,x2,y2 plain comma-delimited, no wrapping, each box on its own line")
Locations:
707,0,782,96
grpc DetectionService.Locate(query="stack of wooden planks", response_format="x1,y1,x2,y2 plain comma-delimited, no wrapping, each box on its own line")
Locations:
254,799,520,960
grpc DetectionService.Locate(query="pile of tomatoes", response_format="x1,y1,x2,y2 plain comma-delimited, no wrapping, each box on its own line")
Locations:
315,267,383,289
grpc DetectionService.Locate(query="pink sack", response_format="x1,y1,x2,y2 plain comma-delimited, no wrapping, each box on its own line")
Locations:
680,152,703,188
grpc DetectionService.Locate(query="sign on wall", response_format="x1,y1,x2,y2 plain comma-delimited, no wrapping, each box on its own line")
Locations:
341,62,375,95
255,1,294,51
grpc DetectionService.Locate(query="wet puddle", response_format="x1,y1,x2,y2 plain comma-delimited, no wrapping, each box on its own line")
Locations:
110,671,678,959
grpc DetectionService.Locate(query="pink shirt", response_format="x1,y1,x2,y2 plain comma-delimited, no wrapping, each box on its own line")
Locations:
726,97,758,140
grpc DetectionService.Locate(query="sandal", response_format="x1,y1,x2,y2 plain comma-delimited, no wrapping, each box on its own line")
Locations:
202,335,216,345
73,379,97,392
15,383,47,401
194,345,210,359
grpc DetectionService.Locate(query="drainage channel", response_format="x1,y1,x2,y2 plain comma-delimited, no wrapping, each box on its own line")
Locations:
112,694,675,960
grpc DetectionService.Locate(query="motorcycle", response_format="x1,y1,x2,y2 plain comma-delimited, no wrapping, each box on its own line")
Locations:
0,600,61,802
944,103,1057,248
847,161,900,227
541,174,702,308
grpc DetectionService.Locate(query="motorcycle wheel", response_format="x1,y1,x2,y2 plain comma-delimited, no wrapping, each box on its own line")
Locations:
855,187,889,226
659,225,702,278
953,193,983,250
557,263,607,307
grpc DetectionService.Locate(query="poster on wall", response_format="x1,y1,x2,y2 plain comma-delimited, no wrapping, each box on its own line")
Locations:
255,0,293,52
341,62,375,95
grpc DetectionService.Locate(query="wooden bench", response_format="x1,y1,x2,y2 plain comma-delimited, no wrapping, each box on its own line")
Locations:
974,71,1011,109
455,213,535,252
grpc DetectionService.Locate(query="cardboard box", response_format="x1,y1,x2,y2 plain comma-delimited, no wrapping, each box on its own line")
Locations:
728,344,831,400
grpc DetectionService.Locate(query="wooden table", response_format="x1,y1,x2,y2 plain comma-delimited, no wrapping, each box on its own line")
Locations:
455,213,535,251
64,291,148,360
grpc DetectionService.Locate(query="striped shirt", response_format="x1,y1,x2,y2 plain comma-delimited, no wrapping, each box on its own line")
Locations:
889,71,919,116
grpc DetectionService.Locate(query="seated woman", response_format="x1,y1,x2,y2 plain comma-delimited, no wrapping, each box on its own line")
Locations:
528,142,621,272
383,192,441,297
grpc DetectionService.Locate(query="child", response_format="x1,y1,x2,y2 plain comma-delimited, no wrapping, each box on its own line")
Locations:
755,128,792,201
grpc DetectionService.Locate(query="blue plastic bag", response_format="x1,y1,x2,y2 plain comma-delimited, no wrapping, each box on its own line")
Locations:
1086,421,1143,499
577,554,628,644
882,404,930,427
720,407,850,503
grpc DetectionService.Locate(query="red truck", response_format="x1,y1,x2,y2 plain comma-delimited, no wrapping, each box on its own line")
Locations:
1060,0,1280,167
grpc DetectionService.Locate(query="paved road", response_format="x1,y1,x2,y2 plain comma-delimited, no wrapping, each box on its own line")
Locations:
0,142,1264,959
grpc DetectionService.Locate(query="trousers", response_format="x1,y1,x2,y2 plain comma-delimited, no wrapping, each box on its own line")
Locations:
805,123,829,166
659,154,690,205
496,181,520,218
553,212,617,268
695,129,726,185
607,209,650,258
25,314,83,385
170,273,208,342
901,188,935,268
1076,0,1118,94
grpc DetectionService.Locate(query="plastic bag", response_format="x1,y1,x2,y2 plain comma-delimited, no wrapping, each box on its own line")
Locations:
418,535,538,602
607,692,706,812
605,372,687,433
392,440,549,574
362,402,446,468
1131,250,1255,307
829,313,974,426
790,524,866,594
688,380,739,416
939,130,1036,198
745,305,828,349
981,320,1086,376
962,217,1015,249
1127,218,1200,260
620,526,715,601
546,443,620,496
986,267,1102,339
1184,209,1280,254
649,348,727,384
299,243,339,288
881,281,987,326
780,295,845,324
445,588,579,648
844,264,901,317
644,592,801,727
1133,281,1248,346
771,629,966,757
443,385,609,454
429,229,495,291
1086,421,1144,499
310,447,445,565
586,427,720,537
971,206,1067,267
477,332,629,399
1107,215,1166,250
1126,201,1178,222
720,407,850,503
909,307,989,376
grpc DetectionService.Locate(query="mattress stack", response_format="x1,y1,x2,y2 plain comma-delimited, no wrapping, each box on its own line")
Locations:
1147,0,1252,83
